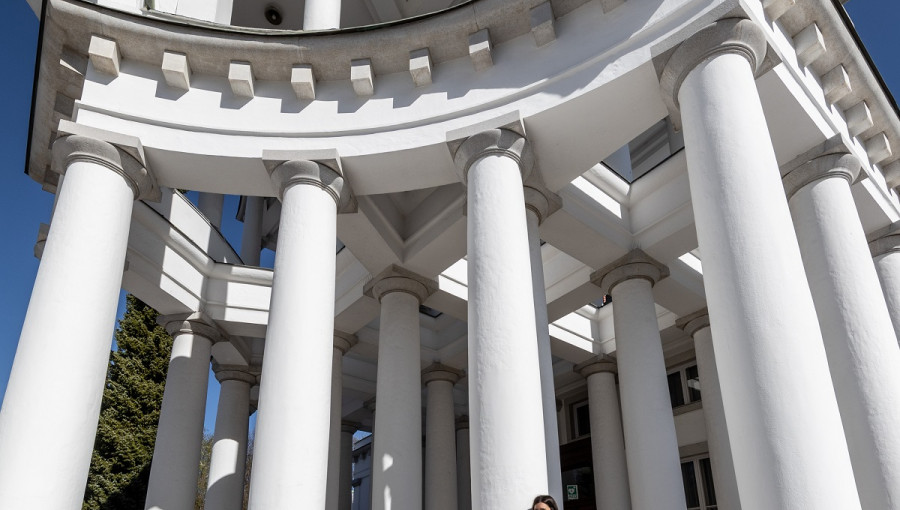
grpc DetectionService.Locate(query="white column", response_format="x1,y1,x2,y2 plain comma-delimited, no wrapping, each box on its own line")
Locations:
145,318,216,510
783,142,900,510
249,158,350,509
455,416,471,510
340,422,357,510
453,128,549,510
303,0,341,30
205,366,254,510
870,225,900,342
328,332,357,510
591,250,685,510
677,310,740,510
365,265,435,510
660,18,861,509
524,185,564,506
240,196,264,266
423,364,463,510
0,134,156,510
198,192,224,229
574,357,631,510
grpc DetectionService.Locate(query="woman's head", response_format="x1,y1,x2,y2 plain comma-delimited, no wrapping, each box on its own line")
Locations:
532,495,558,510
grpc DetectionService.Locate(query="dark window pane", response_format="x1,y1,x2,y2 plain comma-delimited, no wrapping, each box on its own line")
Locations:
681,461,700,508
575,403,591,437
686,364,701,402
668,372,685,407
700,457,717,506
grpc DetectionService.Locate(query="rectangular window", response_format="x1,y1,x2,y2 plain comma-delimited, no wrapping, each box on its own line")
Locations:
681,456,717,510
667,363,702,409
570,401,591,439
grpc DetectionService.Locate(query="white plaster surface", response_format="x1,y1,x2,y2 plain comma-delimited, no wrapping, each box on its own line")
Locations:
424,378,458,510
585,370,630,510
205,378,251,510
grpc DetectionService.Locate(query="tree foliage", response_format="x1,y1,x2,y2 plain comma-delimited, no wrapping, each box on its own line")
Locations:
83,295,173,510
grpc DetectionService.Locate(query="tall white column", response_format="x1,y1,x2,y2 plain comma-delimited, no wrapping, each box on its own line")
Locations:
870,224,900,342
303,0,341,29
198,192,224,229
423,364,463,510
574,357,631,510
0,134,156,510
205,366,255,510
452,127,549,510
364,265,436,510
340,422,357,510
240,196,264,266
328,332,357,510
660,17,861,509
145,317,216,510
591,250,685,510
676,310,740,510
456,416,472,510
524,185,564,506
249,157,350,509
783,141,900,510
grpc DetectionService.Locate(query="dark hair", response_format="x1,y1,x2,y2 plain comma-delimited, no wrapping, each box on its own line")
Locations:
532,495,558,510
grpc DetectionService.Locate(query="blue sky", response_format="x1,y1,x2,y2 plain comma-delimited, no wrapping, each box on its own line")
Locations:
1,1,898,434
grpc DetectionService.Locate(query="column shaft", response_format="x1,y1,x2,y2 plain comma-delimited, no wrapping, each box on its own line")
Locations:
249,178,339,508
584,368,630,510
303,0,341,29
327,339,351,510
787,158,900,510
674,20,860,508
0,154,137,509
611,278,685,510
871,229,900,342
339,424,355,510
240,196,264,266
145,330,213,510
467,152,548,509
456,421,471,510
198,192,224,229
424,376,459,510
525,209,564,505
206,376,252,510
371,291,422,510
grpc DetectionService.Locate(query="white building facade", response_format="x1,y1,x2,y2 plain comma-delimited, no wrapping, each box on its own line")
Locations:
2,0,900,509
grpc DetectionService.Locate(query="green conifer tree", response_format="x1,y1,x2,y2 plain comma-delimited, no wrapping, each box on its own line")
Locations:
83,295,173,510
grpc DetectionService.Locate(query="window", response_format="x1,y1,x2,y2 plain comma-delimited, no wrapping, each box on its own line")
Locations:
570,400,591,439
667,363,701,408
681,456,717,510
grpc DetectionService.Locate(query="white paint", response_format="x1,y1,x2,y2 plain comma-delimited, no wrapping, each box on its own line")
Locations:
680,52,861,509
303,0,341,30
145,332,213,510
611,278,685,510
526,209,564,506
198,192,224,228
248,182,338,509
424,378,458,510
371,291,422,510
0,159,135,509
467,153,548,510
691,325,740,510
789,171,900,510
585,369,631,510
456,424,472,510
339,425,354,510
327,347,345,510
240,196,264,266
873,244,900,342
206,377,251,510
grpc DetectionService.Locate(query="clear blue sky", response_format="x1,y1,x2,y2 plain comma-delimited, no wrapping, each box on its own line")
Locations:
0,0,898,433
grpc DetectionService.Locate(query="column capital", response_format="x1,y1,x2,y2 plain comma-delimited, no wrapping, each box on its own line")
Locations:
658,18,768,125
159,313,227,343
523,178,562,225
869,223,900,258
422,363,465,385
341,421,360,434
212,364,258,385
334,330,358,354
574,355,618,377
51,121,160,201
364,264,438,304
676,308,711,338
782,135,861,199
262,149,355,212
590,249,669,294
450,128,534,185
456,414,469,430
364,396,377,413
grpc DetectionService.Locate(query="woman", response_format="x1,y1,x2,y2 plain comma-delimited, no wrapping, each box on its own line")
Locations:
532,495,559,510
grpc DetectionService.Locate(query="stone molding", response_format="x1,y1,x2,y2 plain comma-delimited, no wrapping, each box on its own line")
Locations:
422,363,465,385
212,364,258,385
590,249,669,294
334,330,358,354
523,176,562,225
658,18,768,124
675,308,711,338
574,354,618,377
364,264,438,304
448,114,534,185
869,223,900,258
456,415,469,430
159,312,227,343
51,121,160,202
781,135,861,200
364,396,377,412
262,149,355,212
341,421,360,434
